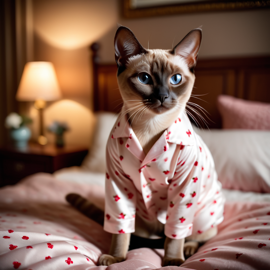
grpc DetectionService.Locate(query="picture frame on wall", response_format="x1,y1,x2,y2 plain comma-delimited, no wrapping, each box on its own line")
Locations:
122,0,270,19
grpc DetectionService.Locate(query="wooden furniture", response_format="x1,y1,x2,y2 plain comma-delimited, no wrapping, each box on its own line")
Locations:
122,0,270,19
90,43,270,128
0,143,88,187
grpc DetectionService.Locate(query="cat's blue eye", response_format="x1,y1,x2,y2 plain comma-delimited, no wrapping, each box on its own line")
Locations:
170,74,182,85
138,73,152,84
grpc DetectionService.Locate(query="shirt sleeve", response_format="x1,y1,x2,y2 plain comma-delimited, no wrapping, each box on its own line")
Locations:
164,145,201,239
104,137,137,235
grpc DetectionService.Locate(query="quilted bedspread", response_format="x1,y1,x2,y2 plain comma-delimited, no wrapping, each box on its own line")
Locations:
0,173,270,270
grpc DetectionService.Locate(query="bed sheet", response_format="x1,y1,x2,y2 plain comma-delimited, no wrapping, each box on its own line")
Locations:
0,173,269,270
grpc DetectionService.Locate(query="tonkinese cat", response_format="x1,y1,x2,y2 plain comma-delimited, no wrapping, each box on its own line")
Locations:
67,26,225,266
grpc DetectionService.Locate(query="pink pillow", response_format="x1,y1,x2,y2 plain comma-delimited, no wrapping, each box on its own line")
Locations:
218,95,270,130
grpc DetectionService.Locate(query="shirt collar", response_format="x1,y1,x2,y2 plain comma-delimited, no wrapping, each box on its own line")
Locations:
111,110,195,146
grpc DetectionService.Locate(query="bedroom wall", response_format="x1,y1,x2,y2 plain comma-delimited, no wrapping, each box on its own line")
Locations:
30,0,119,146
30,0,270,145
100,8,270,62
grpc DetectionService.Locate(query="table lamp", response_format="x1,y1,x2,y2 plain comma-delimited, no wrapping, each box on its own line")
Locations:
16,62,62,145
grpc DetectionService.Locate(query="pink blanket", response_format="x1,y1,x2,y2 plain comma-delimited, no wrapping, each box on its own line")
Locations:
0,173,269,270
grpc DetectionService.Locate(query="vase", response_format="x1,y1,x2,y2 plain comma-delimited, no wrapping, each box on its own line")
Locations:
55,134,64,147
10,126,31,148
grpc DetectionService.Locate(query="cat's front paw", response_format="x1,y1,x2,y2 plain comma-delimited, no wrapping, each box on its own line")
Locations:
98,254,124,266
162,256,185,266
184,241,199,258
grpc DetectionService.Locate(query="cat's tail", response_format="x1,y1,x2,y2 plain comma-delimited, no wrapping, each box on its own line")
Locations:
66,193,104,226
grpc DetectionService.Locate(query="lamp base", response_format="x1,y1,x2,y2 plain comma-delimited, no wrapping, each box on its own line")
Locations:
35,99,47,146
38,135,47,146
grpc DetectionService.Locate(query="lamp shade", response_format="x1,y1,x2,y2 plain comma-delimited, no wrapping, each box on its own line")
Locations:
16,62,62,101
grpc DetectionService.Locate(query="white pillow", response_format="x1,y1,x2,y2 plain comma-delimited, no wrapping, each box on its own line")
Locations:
195,128,270,193
81,112,118,173
54,167,105,186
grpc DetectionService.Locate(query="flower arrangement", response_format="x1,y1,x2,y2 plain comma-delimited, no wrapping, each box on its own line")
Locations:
47,121,70,147
47,121,70,135
5,113,32,129
5,113,32,148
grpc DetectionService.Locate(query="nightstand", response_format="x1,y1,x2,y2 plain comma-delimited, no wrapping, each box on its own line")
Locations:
0,143,88,187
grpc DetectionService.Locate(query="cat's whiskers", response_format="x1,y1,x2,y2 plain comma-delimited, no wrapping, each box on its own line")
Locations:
120,104,143,116
128,106,150,133
125,103,146,124
123,108,144,124
120,102,146,125
185,109,202,129
186,105,210,129
127,110,140,123
187,102,211,117
187,103,212,126
130,99,151,121
124,109,141,131
186,105,206,126
136,106,148,124
190,96,208,103
168,98,208,129
191,93,208,97
112,101,125,111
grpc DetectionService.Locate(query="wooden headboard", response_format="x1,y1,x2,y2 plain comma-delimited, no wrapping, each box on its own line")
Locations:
90,43,270,128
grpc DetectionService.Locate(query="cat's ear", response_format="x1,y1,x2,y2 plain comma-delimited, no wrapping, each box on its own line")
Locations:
114,26,146,69
172,28,202,71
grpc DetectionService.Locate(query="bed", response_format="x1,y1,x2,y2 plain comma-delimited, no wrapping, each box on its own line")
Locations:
0,45,270,269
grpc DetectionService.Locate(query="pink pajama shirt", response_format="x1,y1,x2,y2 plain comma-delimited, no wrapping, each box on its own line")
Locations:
104,111,225,239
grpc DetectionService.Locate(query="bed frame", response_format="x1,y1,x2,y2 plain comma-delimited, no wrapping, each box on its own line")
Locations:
90,43,270,128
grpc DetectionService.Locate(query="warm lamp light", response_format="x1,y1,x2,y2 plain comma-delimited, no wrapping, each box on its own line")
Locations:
16,62,62,145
